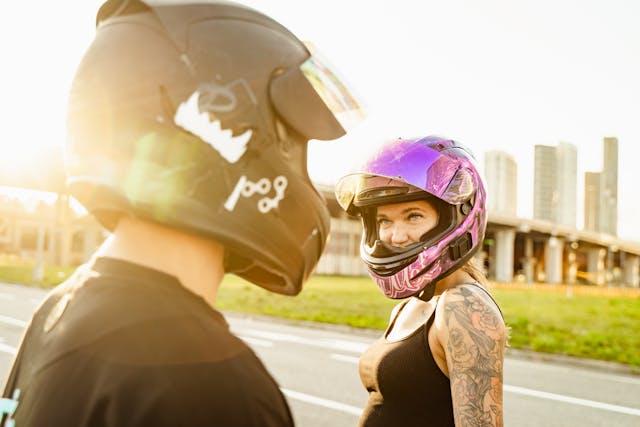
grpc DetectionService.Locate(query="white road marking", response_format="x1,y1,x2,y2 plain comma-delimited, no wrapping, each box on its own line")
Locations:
0,315,28,328
576,371,640,386
237,336,273,348
238,329,640,417
0,343,17,355
505,385,640,416
330,353,360,364
507,358,640,385
281,388,362,416
282,382,640,418
233,328,368,353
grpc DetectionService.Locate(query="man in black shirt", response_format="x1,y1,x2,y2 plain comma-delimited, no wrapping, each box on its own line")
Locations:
1,1,362,425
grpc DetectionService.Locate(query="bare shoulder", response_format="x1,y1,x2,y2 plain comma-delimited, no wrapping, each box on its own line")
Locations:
435,284,506,426
438,284,505,333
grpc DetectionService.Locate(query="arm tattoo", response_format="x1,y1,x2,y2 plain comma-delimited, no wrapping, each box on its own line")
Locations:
444,286,505,426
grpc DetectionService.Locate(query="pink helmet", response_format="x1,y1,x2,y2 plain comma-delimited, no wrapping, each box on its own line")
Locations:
335,136,487,299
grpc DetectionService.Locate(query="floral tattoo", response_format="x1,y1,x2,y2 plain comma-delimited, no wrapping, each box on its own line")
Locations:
443,286,505,426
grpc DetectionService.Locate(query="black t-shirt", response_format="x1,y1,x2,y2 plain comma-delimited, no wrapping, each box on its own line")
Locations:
2,257,294,427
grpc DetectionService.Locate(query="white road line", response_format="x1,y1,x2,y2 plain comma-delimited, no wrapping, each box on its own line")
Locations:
506,358,640,385
281,388,362,416
575,371,640,386
505,385,640,416
0,343,17,355
237,336,274,348
283,383,640,418
0,315,28,328
233,328,368,353
0,293,16,301
330,353,360,364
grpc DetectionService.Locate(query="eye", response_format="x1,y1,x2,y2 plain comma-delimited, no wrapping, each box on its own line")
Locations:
377,218,391,228
408,212,424,222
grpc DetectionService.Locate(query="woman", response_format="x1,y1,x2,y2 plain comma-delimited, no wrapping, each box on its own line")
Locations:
335,136,507,426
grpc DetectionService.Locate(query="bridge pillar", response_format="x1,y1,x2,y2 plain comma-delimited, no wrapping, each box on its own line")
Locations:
544,236,564,284
520,236,536,284
623,254,639,287
565,243,578,284
494,229,515,283
587,248,606,286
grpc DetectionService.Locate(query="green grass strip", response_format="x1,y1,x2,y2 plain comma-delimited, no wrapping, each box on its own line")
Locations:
1,260,639,369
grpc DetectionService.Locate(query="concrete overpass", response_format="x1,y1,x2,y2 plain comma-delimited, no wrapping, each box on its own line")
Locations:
485,212,640,286
0,185,637,287
318,188,640,287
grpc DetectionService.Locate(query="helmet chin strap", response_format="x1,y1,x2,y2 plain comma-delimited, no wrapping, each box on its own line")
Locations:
416,282,436,301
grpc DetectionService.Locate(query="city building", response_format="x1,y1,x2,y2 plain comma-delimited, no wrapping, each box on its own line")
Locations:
484,150,517,216
600,137,618,236
556,142,577,228
584,171,601,232
533,142,577,227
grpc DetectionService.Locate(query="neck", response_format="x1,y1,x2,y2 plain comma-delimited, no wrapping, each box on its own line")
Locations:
94,216,225,309
433,268,475,296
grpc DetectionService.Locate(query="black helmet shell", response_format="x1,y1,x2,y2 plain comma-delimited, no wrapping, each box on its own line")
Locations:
67,0,350,295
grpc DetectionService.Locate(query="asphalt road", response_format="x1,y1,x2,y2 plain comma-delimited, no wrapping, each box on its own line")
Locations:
1,281,639,426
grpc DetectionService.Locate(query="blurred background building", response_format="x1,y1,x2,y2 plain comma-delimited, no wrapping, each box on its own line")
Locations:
533,142,577,228
484,150,518,216
600,137,618,235
584,137,618,235
0,137,637,287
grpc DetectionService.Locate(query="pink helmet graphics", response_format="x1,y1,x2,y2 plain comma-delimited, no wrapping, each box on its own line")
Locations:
335,136,487,299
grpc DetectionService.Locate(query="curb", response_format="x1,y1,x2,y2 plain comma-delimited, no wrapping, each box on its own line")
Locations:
223,310,639,377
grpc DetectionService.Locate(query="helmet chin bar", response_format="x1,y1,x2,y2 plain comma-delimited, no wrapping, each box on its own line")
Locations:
359,198,458,276
362,239,423,276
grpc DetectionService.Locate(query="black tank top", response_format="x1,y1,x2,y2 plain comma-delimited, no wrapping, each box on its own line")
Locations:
358,300,454,426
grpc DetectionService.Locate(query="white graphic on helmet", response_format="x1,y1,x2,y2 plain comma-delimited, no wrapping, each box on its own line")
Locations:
174,91,252,164
224,175,288,214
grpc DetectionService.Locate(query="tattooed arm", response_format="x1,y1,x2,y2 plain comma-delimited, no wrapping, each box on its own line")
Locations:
436,285,506,426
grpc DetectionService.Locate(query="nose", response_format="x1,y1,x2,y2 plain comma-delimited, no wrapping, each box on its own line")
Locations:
389,225,410,247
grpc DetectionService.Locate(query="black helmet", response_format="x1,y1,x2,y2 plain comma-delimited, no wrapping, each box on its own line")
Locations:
66,0,362,295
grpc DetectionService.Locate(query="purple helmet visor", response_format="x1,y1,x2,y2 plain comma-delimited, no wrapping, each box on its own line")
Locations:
335,139,477,212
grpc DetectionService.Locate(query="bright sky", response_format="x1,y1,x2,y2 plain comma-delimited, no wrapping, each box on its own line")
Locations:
2,0,639,242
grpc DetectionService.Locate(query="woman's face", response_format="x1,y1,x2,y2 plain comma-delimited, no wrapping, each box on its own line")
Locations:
376,200,439,247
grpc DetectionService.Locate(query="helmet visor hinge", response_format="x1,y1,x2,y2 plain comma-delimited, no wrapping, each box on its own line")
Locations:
449,233,472,260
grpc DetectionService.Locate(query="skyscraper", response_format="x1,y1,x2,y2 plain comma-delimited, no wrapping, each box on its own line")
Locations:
533,145,557,223
533,142,577,227
556,142,577,228
484,150,517,216
584,171,600,231
600,137,618,235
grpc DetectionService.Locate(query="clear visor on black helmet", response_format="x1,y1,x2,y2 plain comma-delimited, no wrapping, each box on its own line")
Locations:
299,44,365,133
270,42,365,141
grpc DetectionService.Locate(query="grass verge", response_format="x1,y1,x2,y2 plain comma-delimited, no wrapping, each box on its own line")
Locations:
1,259,638,369
217,275,640,369
0,255,75,288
